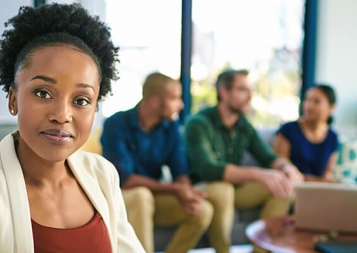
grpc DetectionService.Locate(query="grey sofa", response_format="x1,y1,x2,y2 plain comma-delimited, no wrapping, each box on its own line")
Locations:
154,128,277,252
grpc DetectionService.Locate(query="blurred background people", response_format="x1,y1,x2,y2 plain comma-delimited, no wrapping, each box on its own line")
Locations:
101,72,213,253
184,69,303,253
273,84,339,182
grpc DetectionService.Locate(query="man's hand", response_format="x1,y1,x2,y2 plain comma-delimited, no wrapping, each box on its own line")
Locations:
272,157,303,185
256,169,294,199
173,183,207,215
281,163,304,185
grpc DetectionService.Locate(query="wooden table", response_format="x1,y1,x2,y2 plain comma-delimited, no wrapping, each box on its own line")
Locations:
245,216,357,253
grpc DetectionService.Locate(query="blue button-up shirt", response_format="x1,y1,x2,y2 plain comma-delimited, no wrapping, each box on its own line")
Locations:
101,106,188,185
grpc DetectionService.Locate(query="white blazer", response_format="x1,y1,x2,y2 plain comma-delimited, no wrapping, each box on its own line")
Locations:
0,132,145,253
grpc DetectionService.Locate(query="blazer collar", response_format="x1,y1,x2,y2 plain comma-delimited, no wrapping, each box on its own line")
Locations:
0,133,113,252
67,153,112,236
0,133,34,253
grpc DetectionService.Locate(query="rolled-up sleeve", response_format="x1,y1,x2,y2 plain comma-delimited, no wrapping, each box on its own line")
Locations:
184,116,229,182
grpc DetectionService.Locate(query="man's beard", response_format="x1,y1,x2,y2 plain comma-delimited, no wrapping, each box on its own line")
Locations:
159,111,179,121
228,101,251,115
227,104,244,115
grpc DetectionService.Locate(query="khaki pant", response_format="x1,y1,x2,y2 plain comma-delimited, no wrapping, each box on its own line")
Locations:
122,187,213,253
196,182,292,253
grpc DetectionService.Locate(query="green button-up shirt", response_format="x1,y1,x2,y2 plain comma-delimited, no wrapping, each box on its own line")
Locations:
184,106,277,184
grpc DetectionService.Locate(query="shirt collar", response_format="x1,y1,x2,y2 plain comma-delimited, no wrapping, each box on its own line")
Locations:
209,106,243,130
212,106,226,129
128,105,141,129
128,104,171,130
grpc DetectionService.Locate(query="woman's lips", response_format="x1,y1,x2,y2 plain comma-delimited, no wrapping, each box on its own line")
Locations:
41,129,73,144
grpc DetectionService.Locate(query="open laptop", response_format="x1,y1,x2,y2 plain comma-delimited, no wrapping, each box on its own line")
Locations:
294,182,357,233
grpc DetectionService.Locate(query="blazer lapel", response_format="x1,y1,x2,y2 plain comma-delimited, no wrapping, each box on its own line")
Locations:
67,153,112,244
0,133,34,253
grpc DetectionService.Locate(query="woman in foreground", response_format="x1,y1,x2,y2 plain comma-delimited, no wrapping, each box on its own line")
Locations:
0,3,145,253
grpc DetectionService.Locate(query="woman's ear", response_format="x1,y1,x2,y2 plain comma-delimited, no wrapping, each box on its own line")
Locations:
8,87,18,116
329,104,336,115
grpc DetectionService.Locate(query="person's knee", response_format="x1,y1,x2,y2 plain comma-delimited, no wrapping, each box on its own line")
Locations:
268,192,294,204
193,200,214,228
206,181,235,209
260,193,294,218
253,182,271,196
124,186,155,213
235,182,272,205
278,195,294,208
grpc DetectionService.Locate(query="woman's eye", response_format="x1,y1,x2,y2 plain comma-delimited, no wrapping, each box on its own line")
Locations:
35,90,51,99
75,98,91,106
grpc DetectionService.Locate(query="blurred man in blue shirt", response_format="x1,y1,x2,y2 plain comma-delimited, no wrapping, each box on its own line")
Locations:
101,72,213,253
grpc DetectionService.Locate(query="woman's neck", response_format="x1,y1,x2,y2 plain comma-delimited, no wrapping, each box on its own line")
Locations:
137,101,161,132
299,118,329,143
16,136,71,187
300,117,328,132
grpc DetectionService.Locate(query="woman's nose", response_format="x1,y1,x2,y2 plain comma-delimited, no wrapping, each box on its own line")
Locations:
47,101,73,123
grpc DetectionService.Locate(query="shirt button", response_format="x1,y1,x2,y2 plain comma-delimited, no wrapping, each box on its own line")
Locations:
227,148,233,154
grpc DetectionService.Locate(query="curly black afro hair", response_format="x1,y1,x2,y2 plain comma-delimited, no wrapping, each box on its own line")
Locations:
0,3,119,101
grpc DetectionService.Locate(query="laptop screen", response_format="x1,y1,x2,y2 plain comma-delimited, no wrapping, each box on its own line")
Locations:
294,182,357,233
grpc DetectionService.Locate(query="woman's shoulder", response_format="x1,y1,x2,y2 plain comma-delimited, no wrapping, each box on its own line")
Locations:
281,120,299,128
68,151,118,182
277,120,299,134
327,127,339,142
328,126,338,135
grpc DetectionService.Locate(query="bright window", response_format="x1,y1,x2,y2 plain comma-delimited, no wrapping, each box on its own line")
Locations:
103,0,182,118
191,0,304,128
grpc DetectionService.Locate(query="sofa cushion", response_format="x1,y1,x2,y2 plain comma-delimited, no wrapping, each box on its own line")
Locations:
333,135,357,184
80,128,102,155
241,127,277,166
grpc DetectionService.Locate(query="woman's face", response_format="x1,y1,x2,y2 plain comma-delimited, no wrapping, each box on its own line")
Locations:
8,45,100,162
302,87,334,123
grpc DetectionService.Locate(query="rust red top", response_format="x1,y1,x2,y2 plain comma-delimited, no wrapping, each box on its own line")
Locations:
31,211,112,253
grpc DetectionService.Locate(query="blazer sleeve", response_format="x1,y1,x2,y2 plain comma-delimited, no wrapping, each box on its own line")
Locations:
108,163,145,253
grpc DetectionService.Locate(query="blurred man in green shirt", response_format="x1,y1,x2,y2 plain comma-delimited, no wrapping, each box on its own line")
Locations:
184,69,303,253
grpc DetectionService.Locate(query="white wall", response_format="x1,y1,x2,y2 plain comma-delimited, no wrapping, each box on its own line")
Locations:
0,0,32,123
316,0,357,135
0,0,106,129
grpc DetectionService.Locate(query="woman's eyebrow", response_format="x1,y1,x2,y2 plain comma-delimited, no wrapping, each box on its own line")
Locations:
30,75,95,92
76,83,95,92
30,75,56,83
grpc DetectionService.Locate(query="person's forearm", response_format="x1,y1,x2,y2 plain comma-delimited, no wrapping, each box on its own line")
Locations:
174,175,191,185
271,157,292,171
122,174,178,194
270,157,304,184
222,164,263,184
